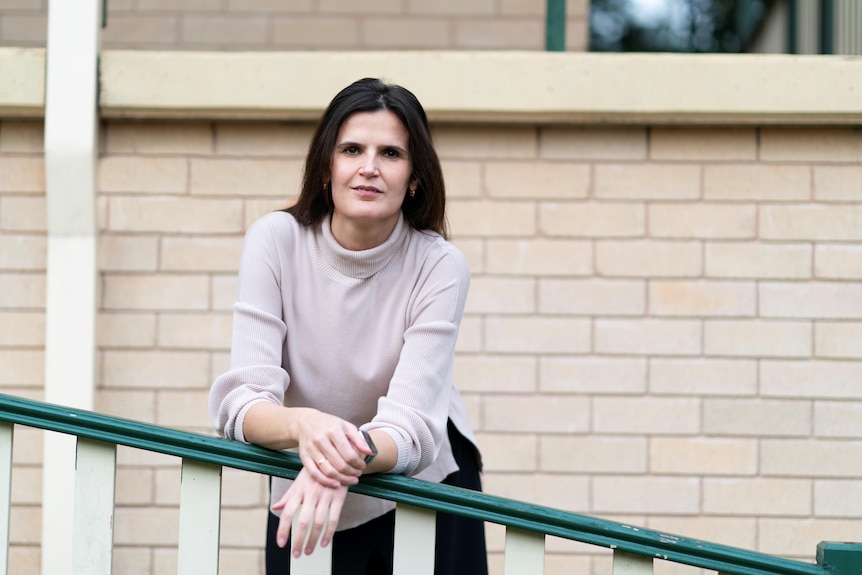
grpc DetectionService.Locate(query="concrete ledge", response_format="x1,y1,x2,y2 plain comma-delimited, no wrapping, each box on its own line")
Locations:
99,50,862,125
0,48,46,117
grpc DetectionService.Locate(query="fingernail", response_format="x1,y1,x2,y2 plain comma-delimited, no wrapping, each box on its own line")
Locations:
321,539,330,548
293,550,301,558
277,537,285,548
305,547,313,555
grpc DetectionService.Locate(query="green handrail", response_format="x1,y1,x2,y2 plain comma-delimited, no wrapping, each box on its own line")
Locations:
0,393,851,575
545,0,566,51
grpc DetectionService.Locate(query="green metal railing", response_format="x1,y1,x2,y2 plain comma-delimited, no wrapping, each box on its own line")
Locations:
545,0,566,51
0,392,859,575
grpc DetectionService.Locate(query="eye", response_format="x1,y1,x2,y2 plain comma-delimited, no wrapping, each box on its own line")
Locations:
342,145,360,155
382,148,402,159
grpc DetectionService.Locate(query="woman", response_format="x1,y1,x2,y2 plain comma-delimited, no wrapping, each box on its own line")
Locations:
209,78,487,575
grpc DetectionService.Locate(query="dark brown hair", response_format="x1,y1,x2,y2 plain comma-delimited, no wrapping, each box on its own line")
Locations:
288,78,448,238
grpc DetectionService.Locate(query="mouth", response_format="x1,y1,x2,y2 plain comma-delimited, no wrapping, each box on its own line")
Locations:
353,185,382,194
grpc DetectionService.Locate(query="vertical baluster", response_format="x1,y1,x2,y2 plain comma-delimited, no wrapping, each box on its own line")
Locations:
504,527,545,575
177,459,222,575
612,549,653,574
393,504,436,575
290,507,333,575
0,422,13,575
71,438,117,575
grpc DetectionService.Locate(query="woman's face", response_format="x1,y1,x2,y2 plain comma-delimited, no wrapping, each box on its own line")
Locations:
329,110,414,250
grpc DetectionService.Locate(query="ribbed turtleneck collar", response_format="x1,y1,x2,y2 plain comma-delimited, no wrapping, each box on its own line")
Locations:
313,212,410,281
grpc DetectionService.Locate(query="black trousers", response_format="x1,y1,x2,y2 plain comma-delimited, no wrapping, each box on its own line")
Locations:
266,422,488,575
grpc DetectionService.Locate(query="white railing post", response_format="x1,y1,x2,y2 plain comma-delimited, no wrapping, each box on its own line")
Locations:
177,459,223,575
504,526,545,575
0,422,12,575
612,549,654,574
71,438,117,575
393,504,436,575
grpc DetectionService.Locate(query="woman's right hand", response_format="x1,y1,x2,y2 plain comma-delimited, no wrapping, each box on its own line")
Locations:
295,409,372,488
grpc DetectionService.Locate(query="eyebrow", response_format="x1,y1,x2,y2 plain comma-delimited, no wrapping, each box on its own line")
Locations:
336,141,409,154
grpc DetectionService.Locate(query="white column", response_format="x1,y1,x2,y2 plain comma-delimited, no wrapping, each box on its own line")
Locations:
41,1,102,574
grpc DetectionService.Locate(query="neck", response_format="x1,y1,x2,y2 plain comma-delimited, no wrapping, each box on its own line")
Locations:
330,213,400,251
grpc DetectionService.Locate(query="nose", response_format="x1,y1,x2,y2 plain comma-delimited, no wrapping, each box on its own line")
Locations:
358,155,378,176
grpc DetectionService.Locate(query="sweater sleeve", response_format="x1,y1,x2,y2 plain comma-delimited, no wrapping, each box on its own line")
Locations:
362,243,470,476
209,216,290,442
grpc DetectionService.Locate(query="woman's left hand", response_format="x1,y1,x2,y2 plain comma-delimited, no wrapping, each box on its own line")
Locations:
271,467,349,558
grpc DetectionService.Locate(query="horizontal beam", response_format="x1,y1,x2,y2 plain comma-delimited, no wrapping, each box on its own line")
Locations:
98,50,862,125
0,48,46,117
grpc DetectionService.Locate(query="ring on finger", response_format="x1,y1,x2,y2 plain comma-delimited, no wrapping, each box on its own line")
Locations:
316,458,326,466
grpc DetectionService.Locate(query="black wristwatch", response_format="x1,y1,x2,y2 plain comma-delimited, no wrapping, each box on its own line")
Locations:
361,430,377,464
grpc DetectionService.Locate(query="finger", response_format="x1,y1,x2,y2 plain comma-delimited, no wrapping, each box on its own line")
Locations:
275,507,293,549
304,494,331,555
321,491,346,549
291,502,316,558
299,454,342,488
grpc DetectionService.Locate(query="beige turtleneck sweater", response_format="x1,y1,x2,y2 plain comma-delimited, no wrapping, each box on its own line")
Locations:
209,210,476,530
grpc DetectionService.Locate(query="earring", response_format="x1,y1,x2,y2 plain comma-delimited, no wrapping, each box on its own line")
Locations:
409,187,416,198
322,182,328,192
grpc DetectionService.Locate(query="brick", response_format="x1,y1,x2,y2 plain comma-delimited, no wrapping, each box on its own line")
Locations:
152,548,178,575
210,351,231,382
0,158,44,192
815,244,862,279
595,165,700,200
596,241,701,278
108,196,244,233
221,466,267,507
704,398,811,436
483,395,589,433
448,200,535,237
646,516,756,550
650,437,757,475
434,126,537,160
703,478,811,516
760,282,862,319
115,468,154,505
540,202,644,238
595,319,701,356
545,555,591,575
319,0,402,13
98,157,188,194
650,281,756,317
97,312,157,348
815,321,862,359
102,15,178,46
485,161,589,199
540,356,646,394
11,467,40,504
475,432,538,471
541,436,646,473
762,439,862,477
650,128,756,161
0,349,44,386
565,15,589,51
593,476,699,514
98,235,159,271
650,358,756,396
454,355,536,393
461,392,481,429
12,427,43,465
0,272,44,308
704,319,811,357
158,312,232,349
0,312,43,346
160,236,242,273
486,239,591,276
244,201,293,231
190,158,303,196
540,127,646,160
454,19,544,49
102,274,209,311
762,360,862,399
0,121,43,153
540,278,645,315
705,242,812,279
272,17,358,48
105,123,211,155
211,274,238,311
466,277,534,314
1,15,47,43
182,16,268,46
815,480,862,516
759,518,862,557
484,316,590,353
103,350,210,389
215,123,314,157
154,467,181,505
451,238,483,273
0,195,45,232
227,0,312,11
760,128,862,163
593,397,700,434
0,235,46,270
94,390,156,422
813,166,862,201
440,161,482,199
219,508,269,546
113,547,151,575
361,17,450,49
500,0,543,14
114,507,179,545
218,550,264,575
138,0,221,10
704,164,810,201
408,0,494,15
483,473,588,511
157,390,211,428
760,205,862,241
9,507,40,544
649,204,756,239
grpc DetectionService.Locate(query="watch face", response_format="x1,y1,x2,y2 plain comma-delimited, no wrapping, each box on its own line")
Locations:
361,430,378,464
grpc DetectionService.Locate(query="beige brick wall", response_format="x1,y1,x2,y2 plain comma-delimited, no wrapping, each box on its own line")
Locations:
2,118,862,574
0,0,589,51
